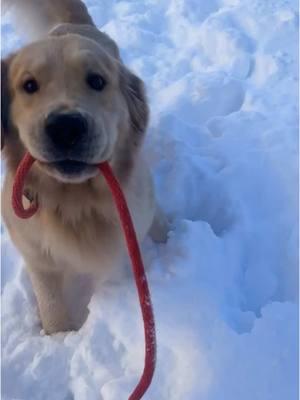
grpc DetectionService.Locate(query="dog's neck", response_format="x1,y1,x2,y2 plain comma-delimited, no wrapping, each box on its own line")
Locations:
33,172,115,224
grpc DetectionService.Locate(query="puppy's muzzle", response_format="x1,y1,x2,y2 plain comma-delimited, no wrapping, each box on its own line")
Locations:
45,111,88,152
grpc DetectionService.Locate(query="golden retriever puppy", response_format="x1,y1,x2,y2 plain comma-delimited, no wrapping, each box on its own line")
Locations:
1,0,168,334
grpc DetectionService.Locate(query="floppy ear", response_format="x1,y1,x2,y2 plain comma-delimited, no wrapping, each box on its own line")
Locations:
120,67,149,147
1,56,13,150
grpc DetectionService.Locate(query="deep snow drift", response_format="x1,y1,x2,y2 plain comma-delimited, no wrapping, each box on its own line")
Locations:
1,0,299,399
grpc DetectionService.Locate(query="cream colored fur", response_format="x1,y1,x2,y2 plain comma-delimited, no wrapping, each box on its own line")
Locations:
1,0,168,334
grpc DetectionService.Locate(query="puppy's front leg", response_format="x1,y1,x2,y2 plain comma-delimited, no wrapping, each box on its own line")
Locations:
26,257,72,334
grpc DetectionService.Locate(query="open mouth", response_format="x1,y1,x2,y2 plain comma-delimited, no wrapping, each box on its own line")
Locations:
38,159,99,182
51,160,92,174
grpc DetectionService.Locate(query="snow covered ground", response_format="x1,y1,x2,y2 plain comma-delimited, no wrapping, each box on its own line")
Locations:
1,0,299,399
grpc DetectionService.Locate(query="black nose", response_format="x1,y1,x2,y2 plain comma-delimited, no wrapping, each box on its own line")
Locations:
45,112,88,151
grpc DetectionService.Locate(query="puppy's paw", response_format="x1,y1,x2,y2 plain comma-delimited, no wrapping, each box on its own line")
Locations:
41,314,76,335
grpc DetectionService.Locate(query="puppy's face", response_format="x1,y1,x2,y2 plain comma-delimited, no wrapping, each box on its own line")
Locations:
3,35,147,183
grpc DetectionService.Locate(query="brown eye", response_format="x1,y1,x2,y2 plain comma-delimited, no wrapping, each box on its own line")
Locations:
86,73,106,91
23,79,39,94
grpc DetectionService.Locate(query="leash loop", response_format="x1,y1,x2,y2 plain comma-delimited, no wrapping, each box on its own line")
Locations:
12,153,39,218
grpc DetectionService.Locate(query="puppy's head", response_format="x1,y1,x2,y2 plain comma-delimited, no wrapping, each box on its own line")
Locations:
2,34,148,183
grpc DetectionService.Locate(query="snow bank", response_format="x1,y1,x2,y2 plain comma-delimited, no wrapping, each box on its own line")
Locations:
1,0,298,399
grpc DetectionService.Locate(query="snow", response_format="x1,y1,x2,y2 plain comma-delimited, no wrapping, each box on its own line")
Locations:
1,0,299,399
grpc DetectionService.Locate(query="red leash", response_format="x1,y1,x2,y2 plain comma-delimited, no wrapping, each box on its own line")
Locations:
12,152,156,400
